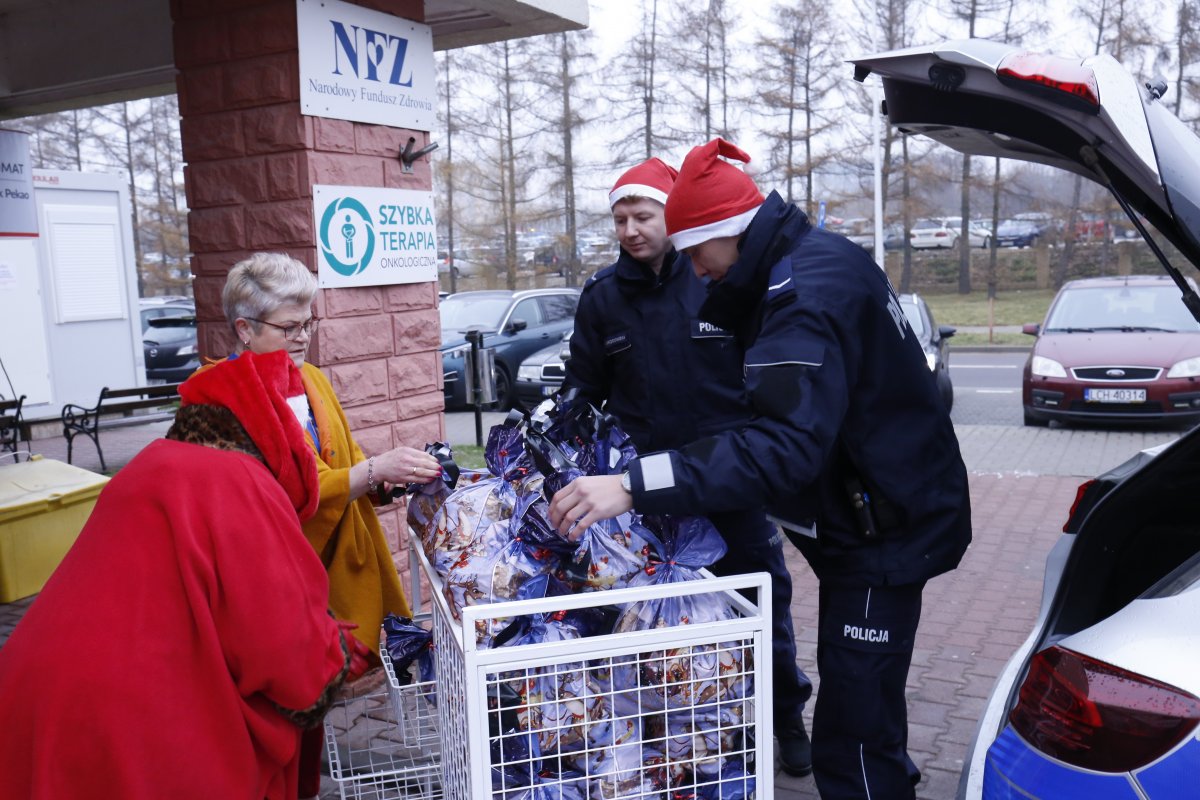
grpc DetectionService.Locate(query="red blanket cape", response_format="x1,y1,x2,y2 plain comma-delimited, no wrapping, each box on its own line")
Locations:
0,440,345,799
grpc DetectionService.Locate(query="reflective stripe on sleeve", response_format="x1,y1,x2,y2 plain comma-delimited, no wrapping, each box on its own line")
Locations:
639,452,676,492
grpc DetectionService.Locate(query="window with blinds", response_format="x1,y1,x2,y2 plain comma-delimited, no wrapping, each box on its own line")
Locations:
43,204,126,323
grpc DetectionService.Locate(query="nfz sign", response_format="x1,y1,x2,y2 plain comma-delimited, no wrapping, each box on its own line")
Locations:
297,0,436,129
313,184,438,289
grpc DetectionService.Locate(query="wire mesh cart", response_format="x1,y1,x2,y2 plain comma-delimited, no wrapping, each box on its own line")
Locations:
323,626,442,800
413,538,774,800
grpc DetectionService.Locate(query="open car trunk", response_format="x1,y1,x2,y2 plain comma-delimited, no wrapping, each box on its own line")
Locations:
851,39,1200,294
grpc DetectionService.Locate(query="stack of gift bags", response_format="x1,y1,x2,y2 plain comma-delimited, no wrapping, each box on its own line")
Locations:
400,392,757,800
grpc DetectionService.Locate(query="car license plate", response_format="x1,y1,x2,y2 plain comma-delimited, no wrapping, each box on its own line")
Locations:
1085,387,1146,403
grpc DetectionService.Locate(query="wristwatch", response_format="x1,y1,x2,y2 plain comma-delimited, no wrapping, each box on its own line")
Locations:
620,470,632,494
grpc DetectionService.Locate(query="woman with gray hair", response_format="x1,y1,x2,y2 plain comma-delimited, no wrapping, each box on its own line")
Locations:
216,252,440,798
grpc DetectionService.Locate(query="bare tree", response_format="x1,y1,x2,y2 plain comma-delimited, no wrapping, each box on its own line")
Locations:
660,0,738,144
1173,0,1200,127
603,0,668,159
941,0,1005,293
140,96,189,296
453,39,541,289
983,1,1046,307
750,0,840,215
1056,0,1163,286
10,109,98,171
849,0,919,287
525,29,600,287
435,51,463,294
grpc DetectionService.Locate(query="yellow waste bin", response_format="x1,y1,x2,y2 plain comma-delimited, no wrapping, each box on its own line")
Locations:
0,457,109,603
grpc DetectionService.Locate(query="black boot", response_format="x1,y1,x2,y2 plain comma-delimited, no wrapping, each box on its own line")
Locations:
778,716,813,777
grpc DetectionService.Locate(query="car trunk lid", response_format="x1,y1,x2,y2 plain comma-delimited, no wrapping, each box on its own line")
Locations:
851,39,1200,283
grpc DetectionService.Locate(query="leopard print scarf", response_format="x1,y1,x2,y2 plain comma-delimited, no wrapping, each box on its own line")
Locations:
165,404,265,464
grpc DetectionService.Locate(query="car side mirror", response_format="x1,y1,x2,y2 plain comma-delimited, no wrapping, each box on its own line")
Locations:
506,319,528,334
938,325,956,339
1022,323,1040,336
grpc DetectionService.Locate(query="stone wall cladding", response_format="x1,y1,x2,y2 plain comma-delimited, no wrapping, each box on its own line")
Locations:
391,309,441,354
387,352,440,397
343,399,403,431
330,359,390,406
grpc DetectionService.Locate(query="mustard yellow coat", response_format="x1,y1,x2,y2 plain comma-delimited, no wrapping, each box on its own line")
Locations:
299,363,410,655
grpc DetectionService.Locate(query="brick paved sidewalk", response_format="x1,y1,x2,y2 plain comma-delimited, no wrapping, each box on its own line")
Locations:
774,471,1080,799
0,416,1091,798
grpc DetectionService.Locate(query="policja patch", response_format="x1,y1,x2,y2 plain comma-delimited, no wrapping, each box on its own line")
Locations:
818,582,923,653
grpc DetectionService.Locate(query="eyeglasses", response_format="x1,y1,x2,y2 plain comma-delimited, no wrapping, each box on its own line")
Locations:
245,317,318,341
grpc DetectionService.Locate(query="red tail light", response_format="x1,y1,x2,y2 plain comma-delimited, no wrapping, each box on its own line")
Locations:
997,52,1100,113
1010,646,1200,772
1063,479,1096,532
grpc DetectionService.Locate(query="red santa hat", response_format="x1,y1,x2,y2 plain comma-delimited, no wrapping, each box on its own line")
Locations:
665,138,765,251
609,157,679,208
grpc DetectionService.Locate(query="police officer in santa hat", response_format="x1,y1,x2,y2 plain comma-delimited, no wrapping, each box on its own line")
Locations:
565,156,815,776
550,140,972,799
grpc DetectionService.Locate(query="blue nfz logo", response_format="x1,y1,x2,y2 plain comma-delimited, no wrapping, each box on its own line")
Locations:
330,21,413,86
319,197,376,276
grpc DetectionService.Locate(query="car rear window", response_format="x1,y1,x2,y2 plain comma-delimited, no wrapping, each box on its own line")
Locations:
1045,284,1200,332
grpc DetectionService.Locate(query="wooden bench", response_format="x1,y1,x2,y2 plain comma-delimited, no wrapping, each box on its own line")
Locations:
61,383,182,471
1,394,25,463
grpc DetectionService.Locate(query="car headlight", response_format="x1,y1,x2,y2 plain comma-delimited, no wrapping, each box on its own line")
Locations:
1030,355,1067,378
177,344,196,356
443,344,469,359
517,364,541,382
924,352,937,371
1167,356,1200,378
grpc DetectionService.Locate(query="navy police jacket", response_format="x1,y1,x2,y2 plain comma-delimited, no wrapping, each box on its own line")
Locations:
565,248,748,453
627,192,972,587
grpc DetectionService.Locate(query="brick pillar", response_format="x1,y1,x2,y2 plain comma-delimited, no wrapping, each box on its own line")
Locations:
173,0,444,567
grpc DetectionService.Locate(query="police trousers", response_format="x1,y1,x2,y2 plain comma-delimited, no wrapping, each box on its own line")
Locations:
709,515,813,730
810,581,925,799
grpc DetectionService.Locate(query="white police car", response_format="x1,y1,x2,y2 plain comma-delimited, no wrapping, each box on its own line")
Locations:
852,39,1200,799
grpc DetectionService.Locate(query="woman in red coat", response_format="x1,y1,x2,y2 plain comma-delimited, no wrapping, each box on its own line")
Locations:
0,350,366,800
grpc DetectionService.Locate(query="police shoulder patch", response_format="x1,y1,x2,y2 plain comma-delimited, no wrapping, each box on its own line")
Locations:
582,265,617,292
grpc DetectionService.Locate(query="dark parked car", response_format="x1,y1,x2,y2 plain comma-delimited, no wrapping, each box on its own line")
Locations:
994,219,1041,248
440,289,579,409
853,38,1200,799
143,315,198,383
834,220,906,252
515,331,572,407
1021,275,1200,427
139,297,194,333
900,293,955,410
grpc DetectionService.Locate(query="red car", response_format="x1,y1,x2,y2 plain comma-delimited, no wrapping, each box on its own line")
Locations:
1022,275,1200,426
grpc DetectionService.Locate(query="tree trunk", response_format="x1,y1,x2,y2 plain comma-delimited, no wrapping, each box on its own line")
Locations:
1056,175,1084,288
559,33,579,288
988,157,1001,301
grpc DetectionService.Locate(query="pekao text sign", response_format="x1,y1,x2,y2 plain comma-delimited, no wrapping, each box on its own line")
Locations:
0,129,36,237
297,0,436,130
313,184,438,288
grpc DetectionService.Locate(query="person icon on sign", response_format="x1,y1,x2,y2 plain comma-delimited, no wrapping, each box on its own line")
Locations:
342,214,356,260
